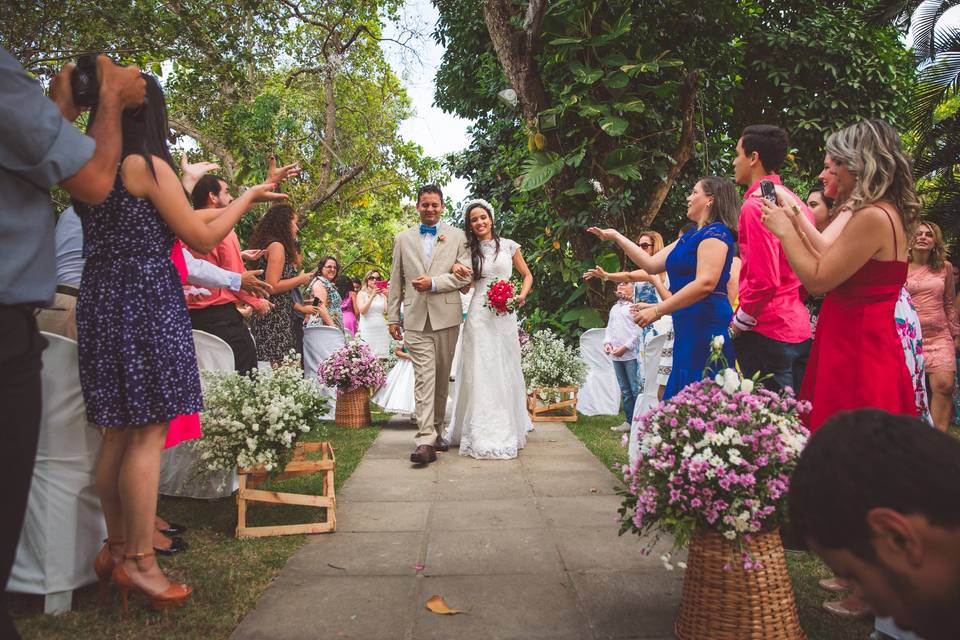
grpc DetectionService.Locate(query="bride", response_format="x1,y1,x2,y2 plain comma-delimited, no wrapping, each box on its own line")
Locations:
444,198,534,459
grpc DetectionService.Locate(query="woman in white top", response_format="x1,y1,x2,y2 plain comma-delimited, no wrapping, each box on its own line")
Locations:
356,268,391,357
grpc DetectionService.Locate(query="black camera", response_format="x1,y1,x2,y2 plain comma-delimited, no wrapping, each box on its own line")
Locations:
70,54,100,107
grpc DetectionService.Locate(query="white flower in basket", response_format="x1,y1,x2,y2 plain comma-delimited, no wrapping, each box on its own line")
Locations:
194,353,330,481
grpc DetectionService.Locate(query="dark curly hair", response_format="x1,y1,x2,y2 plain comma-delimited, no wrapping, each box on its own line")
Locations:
248,204,299,264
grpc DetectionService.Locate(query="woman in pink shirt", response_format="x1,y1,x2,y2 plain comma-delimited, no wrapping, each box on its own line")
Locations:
907,221,959,431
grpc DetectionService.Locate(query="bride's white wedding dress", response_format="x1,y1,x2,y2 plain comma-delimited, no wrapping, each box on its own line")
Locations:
445,238,532,459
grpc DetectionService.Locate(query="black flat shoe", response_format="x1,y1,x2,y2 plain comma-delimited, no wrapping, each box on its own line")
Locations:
157,522,188,536
154,537,188,556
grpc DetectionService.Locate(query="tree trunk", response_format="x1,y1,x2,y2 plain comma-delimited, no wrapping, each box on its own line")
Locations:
482,0,549,128
636,71,699,231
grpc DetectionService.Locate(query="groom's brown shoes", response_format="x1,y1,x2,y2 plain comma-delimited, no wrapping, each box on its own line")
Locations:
410,444,437,465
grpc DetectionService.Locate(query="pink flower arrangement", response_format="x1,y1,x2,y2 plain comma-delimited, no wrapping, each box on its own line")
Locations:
317,340,386,394
618,338,810,569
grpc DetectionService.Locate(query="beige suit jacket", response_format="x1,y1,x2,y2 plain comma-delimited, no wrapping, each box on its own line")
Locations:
387,223,472,332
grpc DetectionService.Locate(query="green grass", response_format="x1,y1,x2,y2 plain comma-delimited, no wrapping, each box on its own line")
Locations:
12,413,384,640
566,412,871,640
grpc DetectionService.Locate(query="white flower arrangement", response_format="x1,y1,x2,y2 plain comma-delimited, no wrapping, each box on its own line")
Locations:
194,352,330,475
521,329,588,399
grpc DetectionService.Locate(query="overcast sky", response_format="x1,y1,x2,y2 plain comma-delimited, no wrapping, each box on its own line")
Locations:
381,0,474,206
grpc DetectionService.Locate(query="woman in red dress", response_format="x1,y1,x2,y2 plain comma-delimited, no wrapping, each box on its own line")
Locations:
759,119,920,432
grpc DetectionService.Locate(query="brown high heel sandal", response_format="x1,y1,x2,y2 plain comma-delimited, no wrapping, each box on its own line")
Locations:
93,538,124,605
112,551,193,612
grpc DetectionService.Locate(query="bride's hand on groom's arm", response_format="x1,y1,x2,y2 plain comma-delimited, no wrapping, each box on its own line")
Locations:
451,263,473,280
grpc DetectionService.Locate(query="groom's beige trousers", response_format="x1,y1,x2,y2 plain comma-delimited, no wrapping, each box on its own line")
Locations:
405,317,460,447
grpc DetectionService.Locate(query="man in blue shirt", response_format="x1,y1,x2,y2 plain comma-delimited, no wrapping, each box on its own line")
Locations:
0,47,144,637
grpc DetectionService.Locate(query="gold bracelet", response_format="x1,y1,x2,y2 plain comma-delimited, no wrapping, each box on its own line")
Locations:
655,304,662,319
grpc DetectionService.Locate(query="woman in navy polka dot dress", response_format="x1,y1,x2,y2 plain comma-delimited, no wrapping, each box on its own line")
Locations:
75,74,286,610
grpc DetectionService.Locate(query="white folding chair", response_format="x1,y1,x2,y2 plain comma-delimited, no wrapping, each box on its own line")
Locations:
303,325,346,420
159,330,238,499
576,328,621,416
9,333,106,614
629,328,670,467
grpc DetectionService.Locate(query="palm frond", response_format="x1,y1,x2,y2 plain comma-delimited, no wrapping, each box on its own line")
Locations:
911,0,956,60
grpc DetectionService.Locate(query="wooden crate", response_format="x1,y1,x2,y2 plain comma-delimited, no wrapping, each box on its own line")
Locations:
236,441,336,538
527,386,578,422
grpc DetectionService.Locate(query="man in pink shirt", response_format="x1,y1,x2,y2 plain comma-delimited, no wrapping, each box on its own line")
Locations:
188,174,273,373
730,125,813,393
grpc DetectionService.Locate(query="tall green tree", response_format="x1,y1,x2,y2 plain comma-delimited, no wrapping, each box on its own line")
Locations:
435,0,914,331
874,0,960,236
0,0,442,274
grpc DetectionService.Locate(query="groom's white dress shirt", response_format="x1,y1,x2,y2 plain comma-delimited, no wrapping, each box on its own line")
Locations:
421,227,439,291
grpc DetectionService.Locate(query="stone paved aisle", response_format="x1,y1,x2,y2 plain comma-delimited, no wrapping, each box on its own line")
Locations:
231,420,681,640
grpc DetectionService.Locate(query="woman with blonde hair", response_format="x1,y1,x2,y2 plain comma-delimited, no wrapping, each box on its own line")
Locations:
583,230,670,301
356,268,391,356
907,221,959,431
761,119,920,432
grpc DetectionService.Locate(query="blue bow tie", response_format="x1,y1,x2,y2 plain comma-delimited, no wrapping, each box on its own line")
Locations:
419,224,438,236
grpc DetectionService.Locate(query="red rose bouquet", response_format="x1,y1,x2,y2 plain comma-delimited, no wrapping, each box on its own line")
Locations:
483,279,520,315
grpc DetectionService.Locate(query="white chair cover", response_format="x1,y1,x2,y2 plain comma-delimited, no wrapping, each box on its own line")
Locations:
629,329,670,467
159,330,238,499
303,325,346,420
576,328,621,416
9,333,106,611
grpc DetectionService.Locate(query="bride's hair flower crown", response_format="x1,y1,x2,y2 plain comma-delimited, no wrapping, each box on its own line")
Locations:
460,198,496,221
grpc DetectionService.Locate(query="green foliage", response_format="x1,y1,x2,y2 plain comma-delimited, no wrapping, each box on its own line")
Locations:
871,1,960,245
0,0,439,276
435,0,915,330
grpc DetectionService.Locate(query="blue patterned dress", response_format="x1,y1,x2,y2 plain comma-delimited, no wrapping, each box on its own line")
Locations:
663,222,736,400
75,172,203,427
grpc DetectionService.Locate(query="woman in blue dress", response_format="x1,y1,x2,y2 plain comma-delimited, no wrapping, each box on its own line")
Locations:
587,176,739,400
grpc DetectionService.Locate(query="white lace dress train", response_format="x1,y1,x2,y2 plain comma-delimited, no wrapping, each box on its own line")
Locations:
445,238,532,459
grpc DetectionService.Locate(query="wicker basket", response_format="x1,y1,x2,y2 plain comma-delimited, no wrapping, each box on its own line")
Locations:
334,387,371,428
675,528,805,640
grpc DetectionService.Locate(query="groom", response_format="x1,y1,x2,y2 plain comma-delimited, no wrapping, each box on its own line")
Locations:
387,185,472,465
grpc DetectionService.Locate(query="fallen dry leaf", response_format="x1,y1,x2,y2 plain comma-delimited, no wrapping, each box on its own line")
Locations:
589,488,598,493
426,595,465,615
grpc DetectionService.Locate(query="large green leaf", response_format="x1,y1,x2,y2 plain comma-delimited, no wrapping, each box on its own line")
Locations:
520,152,565,192
613,99,646,113
570,60,604,84
561,306,604,329
562,177,593,196
601,148,643,180
599,116,628,136
604,71,630,89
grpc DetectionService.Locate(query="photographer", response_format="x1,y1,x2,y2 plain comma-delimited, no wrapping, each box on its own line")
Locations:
0,48,144,638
